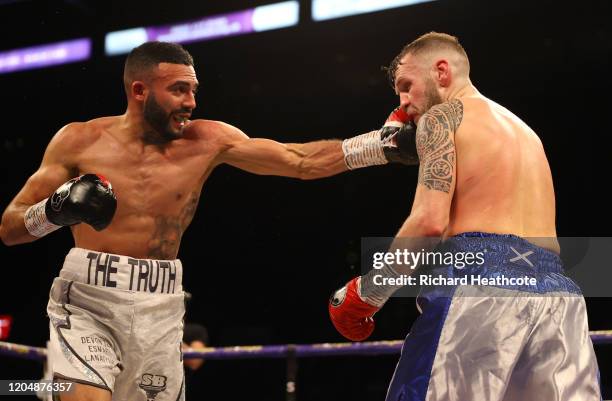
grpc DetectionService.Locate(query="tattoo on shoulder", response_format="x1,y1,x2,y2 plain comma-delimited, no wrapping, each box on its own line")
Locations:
416,99,463,193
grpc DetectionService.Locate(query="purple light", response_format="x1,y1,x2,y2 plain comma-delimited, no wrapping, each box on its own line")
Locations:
146,10,255,44
0,38,91,75
104,1,300,56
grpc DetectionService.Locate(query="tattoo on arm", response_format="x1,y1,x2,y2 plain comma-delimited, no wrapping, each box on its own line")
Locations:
416,99,463,193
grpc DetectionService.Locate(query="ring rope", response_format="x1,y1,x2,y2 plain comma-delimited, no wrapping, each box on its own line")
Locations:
2,330,611,361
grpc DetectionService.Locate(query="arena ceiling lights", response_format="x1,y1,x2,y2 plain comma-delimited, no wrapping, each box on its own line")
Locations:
0,0,433,74
104,1,300,56
0,38,91,75
311,0,436,21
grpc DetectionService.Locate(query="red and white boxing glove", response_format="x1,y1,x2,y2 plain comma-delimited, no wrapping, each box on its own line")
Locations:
328,277,380,341
381,106,410,131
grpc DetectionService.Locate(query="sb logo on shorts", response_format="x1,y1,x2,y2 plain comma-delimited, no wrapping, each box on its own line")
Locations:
139,374,167,400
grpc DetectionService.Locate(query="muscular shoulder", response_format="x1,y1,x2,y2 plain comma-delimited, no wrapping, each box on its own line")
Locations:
186,119,248,147
49,116,115,153
420,99,464,133
416,100,463,153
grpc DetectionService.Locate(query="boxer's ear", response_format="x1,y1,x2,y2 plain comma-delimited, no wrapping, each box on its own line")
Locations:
131,81,147,101
434,59,451,88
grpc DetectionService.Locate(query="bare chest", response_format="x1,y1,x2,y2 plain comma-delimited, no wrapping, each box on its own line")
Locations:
75,137,218,217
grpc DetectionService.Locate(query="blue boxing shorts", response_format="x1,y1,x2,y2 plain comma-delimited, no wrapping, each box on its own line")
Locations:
385,232,601,401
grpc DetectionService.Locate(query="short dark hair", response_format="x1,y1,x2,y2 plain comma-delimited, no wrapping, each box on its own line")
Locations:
123,41,194,90
183,323,209,345
385,32,468,88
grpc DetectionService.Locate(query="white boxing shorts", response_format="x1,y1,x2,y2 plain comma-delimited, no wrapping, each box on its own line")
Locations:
47,248,186,401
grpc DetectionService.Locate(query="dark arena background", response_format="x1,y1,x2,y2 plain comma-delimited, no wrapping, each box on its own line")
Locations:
1,0,611,400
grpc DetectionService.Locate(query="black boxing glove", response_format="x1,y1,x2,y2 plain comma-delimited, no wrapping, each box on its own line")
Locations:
24,174,117,237
382,121,418,166
342,107,419,169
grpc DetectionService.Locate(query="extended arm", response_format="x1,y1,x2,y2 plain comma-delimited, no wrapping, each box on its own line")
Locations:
213,108,418,180
218,132,347,180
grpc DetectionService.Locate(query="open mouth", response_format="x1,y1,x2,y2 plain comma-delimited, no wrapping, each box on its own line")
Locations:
172,114,189,128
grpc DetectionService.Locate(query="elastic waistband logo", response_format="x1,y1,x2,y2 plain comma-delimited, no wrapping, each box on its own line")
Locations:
84,251,179,293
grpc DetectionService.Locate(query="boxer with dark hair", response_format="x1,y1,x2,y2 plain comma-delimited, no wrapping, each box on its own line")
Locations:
329,32,601,401
0,41,416,401
182,323,209,372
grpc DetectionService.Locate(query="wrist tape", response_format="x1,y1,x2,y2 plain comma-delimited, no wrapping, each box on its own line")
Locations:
24,198,61,237
359,263,404,308
342,130,387,170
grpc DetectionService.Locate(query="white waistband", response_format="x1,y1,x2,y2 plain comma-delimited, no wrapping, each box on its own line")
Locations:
59,248,183,294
